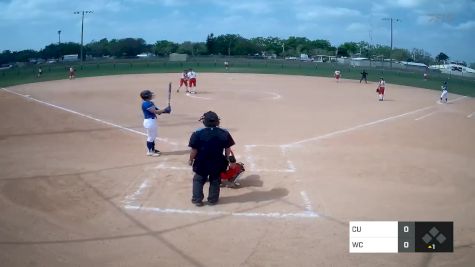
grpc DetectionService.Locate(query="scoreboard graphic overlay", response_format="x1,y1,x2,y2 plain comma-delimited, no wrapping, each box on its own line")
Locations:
349,221,453,253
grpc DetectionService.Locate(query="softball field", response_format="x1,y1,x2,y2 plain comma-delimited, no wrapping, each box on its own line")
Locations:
0,73,474,266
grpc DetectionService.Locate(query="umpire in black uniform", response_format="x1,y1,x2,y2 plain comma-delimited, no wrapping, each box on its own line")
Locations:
188,111,235,206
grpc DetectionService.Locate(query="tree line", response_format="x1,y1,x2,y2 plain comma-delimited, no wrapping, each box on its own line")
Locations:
0,33,458,66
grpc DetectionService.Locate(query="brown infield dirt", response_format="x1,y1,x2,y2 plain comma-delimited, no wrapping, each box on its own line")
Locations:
0,73,474,267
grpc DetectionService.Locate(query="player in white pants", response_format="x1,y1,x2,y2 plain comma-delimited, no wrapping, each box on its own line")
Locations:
187,69,197,94
140,90,171,156
376,78,386,101
440,81,448,103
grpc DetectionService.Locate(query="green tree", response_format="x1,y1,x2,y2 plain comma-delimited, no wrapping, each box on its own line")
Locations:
211,34,241,55
435,52,449,62
110,38,147,57
193,42,208,55
154,40,178,56
177,41,194,55
411,48,434,65
40,42,80,59
391,48,411,61
86,38,110,57
232,37,258,55
206,33,217,54
311,39,332,50
0,50,13,64
337,42,359,57
13,49,39,62
285,37,311,54
372,45,391,59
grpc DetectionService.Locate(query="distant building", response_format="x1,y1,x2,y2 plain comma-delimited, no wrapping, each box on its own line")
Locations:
398,61,428,71
169,53,187,62
63,54,79,61
137,53,153,58
429,63,475,78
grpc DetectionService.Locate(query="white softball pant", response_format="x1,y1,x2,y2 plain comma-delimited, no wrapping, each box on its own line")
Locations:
441,90,448,99
143,118,158,142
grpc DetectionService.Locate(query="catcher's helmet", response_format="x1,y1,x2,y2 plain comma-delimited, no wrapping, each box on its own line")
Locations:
200,111,220,127
140,90,154,100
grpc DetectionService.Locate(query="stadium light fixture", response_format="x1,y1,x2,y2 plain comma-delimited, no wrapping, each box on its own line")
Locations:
74,10,93,62
382,17,401,68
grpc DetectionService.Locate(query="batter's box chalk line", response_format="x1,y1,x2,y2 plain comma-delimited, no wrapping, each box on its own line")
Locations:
122,180,318,219
151,144,296,174
244,144,296,173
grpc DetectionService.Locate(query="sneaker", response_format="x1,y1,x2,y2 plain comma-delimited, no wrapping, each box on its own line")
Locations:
207,201,218,206
146,150,160,157
192,201,204,207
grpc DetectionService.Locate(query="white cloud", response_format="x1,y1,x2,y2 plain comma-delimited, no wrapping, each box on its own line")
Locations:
416,15,432,25
443,20,475,30
295,6,361,21
0,0,124,22
346,22,368,32
387,0,428,8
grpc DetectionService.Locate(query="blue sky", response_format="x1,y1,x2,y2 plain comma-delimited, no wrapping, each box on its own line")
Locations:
0,0,474,63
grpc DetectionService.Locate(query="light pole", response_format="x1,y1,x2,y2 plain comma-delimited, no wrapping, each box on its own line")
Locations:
74,10,93,62
382,17,400,68
58,30,61,44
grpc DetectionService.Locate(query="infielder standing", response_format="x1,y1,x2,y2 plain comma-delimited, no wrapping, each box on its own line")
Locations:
187,68,197,94
140,90,171,156
440,81,448,103
376,77,386,101
360,70,368,83
177,70,189,93
334,69,341,82
69,66,75,80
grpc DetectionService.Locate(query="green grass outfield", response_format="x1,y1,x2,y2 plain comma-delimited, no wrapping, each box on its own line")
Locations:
1,57,474,97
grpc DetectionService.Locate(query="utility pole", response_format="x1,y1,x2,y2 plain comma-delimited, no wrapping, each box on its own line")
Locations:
382,17,400,68
58,30,61,44
74,10,93,62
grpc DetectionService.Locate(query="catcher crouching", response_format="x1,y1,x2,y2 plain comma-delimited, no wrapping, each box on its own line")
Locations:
220,150,245,188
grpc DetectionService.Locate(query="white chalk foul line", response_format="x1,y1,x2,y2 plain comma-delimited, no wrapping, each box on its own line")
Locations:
263,91,282,100
154,165,190,171
124,205,318,219
468,112,475,119
300,191,315,214
286,106,434,147
415,111,438,121
1,88,179,146
185,92,212,100
248,96,470,148
122,179,149,206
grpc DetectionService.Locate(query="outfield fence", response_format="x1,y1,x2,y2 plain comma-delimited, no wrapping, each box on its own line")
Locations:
1,56,474,96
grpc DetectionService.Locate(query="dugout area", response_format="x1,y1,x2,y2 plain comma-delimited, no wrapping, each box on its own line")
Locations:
0,73,474,266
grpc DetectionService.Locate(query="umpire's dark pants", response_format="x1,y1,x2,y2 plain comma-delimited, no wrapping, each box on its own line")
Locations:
192,173,220,203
